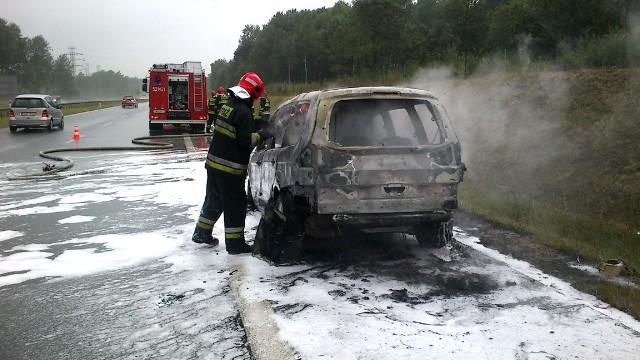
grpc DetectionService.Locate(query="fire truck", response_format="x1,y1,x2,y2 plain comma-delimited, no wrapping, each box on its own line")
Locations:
142,62,208,132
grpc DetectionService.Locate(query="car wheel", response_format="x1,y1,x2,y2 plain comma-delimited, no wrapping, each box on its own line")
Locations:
254,191,305,264
415,221,452,248
59,117,64,130
9,126,17,133
47,119,54,132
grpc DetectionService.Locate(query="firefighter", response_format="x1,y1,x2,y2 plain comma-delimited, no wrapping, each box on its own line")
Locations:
206,90,217,132
192,72,274,254
206,87,228,133
254,90,271,131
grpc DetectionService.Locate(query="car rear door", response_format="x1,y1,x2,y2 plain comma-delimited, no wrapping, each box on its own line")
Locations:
45,96,61,122
316,96,464,215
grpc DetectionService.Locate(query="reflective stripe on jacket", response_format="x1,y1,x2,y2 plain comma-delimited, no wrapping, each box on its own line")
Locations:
205,95,257,178
207,96,217,114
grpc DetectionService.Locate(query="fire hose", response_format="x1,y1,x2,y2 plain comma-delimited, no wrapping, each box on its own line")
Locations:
7,133,212,181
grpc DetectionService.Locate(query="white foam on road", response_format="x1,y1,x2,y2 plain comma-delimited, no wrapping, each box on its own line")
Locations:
58,215,96,224
1,151,639,359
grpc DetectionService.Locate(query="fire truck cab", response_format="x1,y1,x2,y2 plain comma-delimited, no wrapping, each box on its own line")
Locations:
142,62,207,132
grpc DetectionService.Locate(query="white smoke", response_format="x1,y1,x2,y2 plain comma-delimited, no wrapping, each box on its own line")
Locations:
401,59,570,191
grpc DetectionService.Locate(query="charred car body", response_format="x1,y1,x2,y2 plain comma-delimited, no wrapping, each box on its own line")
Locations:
249,86,465,263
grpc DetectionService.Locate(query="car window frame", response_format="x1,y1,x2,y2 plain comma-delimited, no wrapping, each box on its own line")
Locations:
44,96,56,108
328,97,448,147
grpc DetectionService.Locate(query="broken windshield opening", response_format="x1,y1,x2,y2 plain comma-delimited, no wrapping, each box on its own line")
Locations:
329,98,445,147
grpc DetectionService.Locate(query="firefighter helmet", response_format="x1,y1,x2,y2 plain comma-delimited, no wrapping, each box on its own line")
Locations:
237,72,265,100
217,86,225,94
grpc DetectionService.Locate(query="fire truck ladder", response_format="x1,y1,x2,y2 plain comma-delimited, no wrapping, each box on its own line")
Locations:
193,74,204,111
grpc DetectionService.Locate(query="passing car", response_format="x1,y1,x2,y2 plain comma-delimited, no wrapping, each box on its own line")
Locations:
121,95,137,108
9,94,64,133
249,86,466,263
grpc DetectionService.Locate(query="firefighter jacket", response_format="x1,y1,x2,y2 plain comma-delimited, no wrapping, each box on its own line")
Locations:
208,93,229,116
207,96,217,116
206,95,260,178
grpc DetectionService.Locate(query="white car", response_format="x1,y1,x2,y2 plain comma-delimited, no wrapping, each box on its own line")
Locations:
9,94,64,133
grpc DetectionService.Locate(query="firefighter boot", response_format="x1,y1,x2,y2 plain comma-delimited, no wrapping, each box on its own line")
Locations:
226,238,253,255
192,227,219,246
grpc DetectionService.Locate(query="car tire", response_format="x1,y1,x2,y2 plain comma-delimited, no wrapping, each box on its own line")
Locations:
254,191,305,264
415,221,452,248
9,126,17,133
59,117,64,130
47,119,54,132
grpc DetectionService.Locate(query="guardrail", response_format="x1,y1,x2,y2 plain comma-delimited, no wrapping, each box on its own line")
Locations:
0,99,149,118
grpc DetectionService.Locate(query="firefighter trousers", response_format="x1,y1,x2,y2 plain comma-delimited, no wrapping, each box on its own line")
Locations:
206,114,215,129
195,169,247,242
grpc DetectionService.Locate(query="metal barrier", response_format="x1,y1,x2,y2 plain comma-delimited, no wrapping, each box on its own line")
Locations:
0,99,149,119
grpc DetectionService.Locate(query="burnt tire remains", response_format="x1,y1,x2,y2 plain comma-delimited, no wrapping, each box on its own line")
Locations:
254,192,306,264
416,221,453,248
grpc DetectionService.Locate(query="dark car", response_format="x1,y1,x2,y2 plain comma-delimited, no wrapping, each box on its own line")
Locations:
121,96,137,108
9,94,64,133
248,86,466,263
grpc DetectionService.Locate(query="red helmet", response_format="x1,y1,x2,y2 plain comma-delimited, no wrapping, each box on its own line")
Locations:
217,86,225,94
237,72,265,100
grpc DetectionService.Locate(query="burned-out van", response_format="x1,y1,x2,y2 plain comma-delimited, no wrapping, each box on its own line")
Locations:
249,86,465,263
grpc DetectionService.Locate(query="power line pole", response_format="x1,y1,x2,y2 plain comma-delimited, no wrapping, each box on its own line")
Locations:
65,46,85,76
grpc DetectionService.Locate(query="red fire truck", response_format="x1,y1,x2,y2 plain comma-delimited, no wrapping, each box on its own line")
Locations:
142,62,208,132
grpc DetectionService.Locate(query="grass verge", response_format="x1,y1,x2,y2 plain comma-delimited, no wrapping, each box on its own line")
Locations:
460,181,640,320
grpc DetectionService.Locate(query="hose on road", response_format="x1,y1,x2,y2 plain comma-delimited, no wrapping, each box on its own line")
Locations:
7,133,212,181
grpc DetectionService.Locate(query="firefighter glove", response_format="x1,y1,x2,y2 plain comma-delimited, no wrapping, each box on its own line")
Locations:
258,128,274,142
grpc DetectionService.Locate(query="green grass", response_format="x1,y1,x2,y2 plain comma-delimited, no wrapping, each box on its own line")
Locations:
460,182,640,320
460,182,640,272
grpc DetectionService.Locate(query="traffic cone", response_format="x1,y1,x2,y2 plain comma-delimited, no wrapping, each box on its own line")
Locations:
72,125,80,140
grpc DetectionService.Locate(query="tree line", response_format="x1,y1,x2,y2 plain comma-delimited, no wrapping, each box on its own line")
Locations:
209,0,639,88
3,0,639,99
0,18,140,101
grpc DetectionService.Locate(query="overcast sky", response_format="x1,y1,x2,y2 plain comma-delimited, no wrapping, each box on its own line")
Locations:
1,0,341,78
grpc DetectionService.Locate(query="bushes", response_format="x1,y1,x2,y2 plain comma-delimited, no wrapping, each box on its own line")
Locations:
559,32,640,69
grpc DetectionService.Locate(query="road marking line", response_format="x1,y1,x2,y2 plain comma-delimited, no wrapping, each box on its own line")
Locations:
184,136,195,152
